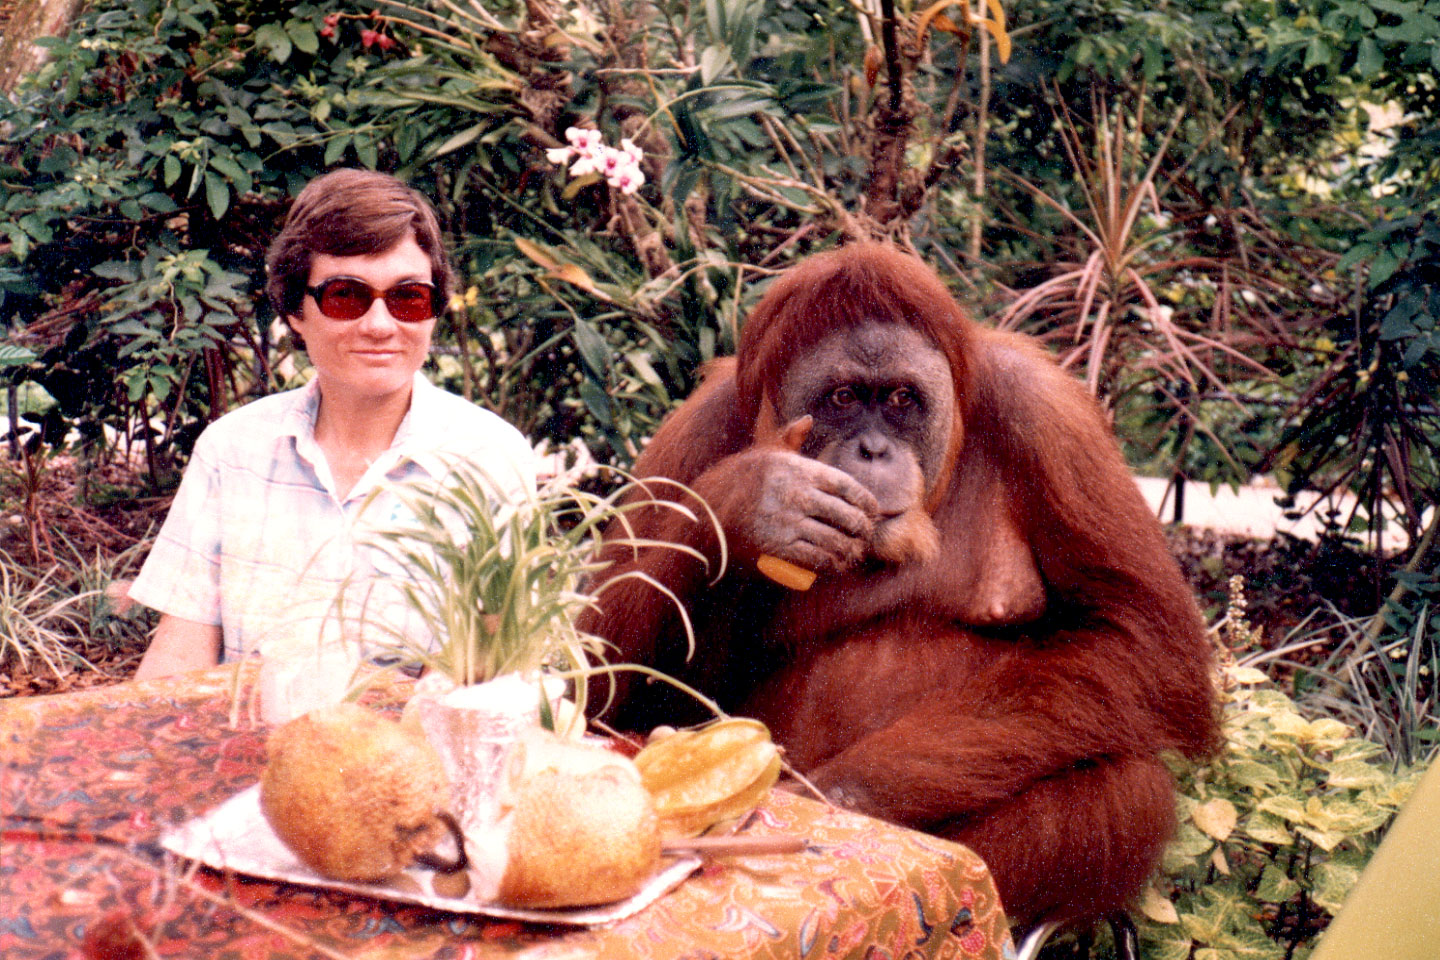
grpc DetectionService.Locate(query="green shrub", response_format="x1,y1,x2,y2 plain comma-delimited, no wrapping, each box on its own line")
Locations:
0,0,398,483
1135,674,1420,959
1127,585,1425,960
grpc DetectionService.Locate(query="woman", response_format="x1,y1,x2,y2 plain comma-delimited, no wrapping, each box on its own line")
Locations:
130,169,535,679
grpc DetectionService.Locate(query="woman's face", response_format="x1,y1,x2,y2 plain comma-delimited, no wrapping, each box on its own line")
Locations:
290,234,437,407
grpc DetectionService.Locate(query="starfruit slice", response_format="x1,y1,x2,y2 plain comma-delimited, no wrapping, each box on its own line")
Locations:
633,717,783,838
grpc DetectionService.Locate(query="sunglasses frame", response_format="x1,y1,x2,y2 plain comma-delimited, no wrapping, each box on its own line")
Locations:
303,276,440,323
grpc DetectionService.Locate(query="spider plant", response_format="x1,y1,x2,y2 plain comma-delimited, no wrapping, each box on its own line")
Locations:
337,459,720,719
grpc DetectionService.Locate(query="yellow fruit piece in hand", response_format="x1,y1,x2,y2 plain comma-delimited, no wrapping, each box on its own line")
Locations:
634,718,783,838
757,555,817,591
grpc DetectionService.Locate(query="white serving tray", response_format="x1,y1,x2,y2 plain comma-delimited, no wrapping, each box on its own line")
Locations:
160,784,700,926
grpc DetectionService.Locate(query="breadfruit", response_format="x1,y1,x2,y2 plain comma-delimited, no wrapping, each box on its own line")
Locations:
260,703,451,883
495,734,661,908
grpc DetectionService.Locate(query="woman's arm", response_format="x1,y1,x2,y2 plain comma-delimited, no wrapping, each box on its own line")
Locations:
133,614,223,680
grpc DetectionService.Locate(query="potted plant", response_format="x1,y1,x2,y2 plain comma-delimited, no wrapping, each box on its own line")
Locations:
336,458,716,832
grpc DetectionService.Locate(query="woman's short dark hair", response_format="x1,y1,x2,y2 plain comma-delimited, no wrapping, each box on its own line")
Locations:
265,169,454,320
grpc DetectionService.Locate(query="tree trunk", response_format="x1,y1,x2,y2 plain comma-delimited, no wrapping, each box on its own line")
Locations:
0,0,85,94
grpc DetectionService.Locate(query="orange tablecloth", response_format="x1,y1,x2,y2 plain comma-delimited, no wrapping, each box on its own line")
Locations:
1,668,1013,959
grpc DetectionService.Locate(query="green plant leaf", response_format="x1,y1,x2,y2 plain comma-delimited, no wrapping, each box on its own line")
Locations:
140,192,178,213
0,344,37,366
1145,935,1193,960
700,45,734,84
287,19,320,55
431,123,487,158
108,320,150,336
1255,863,1300,902
573,319,611,377
1355,36,1384,76
207,154,251,195
1303,37,1332,70
624,350,666,391
1336,240,1375,272
1241,813,1293,846
1370,247,1401,286
205,171,230,219
255,23,293,63
1227,759,1281,792
579,379,613,428
356,137,378,169
1310,860,1362,913
324,133,352,166
92,260,138,282
1325,757,1390,789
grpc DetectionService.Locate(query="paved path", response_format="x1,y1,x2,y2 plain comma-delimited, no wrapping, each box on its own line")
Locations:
1134,476,1419,547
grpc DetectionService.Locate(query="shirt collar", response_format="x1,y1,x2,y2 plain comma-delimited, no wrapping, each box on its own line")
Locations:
275,373,478,490
277,376,324,443
391,373,439,450
275,374,438,447
397,375,471,481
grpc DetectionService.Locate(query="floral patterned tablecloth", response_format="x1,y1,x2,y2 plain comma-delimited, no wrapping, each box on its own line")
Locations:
1,667,1015,960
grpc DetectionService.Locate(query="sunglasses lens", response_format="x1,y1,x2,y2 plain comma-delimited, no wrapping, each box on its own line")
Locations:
383,282,435,322
316,279,373,320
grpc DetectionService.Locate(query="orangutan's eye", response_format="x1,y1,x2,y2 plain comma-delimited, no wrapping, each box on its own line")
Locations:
830,386,860,408
887,388,916,409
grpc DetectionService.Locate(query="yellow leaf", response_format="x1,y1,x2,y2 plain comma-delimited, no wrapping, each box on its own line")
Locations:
1298,825,1345,852
1140,885,1179,924
1243,811,1296,845
914,0,967,47
929,11,965,35
1210,845,1231,876
983,0,1007,31
971,0,1011,62
1270,711,1311,738
552,262,598,295
1224,665,1270,685
1192,797,1238,841
979,17,1011,62
513,235,557,270
562,171,602,201
1306,718,1351,742
1325,758,1388,790
1258,794,1307,822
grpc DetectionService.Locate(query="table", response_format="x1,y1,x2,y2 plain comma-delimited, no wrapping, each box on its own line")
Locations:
1,667,1014,959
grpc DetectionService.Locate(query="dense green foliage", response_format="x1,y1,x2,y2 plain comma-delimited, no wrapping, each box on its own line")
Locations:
3,0,1437,503
1,0,403,482
1139,666,1421,960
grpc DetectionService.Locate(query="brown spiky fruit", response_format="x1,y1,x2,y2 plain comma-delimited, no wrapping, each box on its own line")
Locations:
260,703,451,882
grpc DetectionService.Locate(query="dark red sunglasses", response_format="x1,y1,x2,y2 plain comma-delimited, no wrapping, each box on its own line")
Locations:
304,277,439,323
